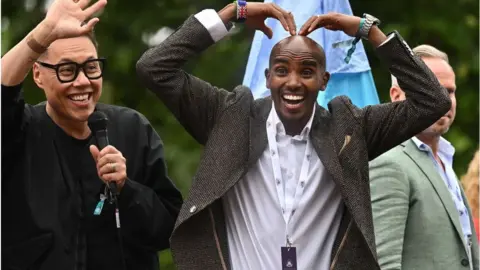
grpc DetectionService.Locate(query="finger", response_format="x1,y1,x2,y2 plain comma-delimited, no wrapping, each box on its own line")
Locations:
298,15,317,35
77,0,91,9
100,169,126,182
286,11,296,35
269,5,289,33
98,161,126,176
101,172,127,189
271,4,294,35
82,0,107,18
89,145,100,162
97,153,125,169
98,145,119,156
308,16,322,33
258,23,273,39
79,17,99,35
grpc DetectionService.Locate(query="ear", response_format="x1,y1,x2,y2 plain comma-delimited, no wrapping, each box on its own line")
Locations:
390,86,404,102
265,68,271,89
32,63,44,89
319,71,330,91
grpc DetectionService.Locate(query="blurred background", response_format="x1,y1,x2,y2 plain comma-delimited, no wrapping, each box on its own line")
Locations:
2,0,478,268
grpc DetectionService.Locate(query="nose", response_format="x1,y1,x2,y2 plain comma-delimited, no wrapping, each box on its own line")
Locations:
72,70,91,87
285,73,301,91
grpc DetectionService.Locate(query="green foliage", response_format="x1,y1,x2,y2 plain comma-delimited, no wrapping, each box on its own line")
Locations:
2,0,478,269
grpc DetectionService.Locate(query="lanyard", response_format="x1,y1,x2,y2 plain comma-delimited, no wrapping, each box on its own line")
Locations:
266,112,313,245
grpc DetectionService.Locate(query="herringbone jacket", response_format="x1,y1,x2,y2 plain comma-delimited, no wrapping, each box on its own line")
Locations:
136,15,451,270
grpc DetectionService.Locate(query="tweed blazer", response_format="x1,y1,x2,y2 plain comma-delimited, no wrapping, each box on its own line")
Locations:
136,15,451,270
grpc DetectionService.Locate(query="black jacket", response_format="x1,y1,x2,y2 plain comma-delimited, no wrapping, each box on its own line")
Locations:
2,84,183,270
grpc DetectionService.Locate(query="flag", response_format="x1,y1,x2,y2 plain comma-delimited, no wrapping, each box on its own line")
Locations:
242,0,380,108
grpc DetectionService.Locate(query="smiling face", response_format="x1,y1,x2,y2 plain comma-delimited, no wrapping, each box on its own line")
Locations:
33,35,102,124
265,36,329,134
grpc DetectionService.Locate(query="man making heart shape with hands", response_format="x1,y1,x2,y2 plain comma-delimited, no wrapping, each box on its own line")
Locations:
137,1,450,269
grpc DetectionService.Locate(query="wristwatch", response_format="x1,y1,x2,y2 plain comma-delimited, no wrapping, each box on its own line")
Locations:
356,13,381,40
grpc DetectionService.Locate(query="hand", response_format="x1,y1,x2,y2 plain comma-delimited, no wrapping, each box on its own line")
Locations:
219,2,296,38
298,12,361,37
38,0,107,45
90,145,127,192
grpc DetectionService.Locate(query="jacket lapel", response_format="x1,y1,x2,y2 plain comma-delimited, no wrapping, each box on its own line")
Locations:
403,139,465,245
247,98,270,167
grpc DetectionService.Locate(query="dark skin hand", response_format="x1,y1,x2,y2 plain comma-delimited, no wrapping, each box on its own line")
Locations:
298,12,387,47
218,2,296,38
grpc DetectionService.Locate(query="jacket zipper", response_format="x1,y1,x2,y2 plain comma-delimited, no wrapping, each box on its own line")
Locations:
330,221,352,270
209,208,228,270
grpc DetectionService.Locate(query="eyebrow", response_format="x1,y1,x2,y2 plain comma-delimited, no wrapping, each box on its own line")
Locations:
58,56,96,64
301,59,318,67
273,58,290,65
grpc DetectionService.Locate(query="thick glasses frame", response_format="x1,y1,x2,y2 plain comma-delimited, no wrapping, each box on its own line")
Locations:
36,58,106,83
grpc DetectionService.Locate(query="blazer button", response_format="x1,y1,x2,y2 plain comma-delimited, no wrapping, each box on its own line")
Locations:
461,258,469,266
190,205,197,213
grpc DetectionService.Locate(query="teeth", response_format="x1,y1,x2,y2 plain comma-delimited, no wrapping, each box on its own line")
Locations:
283,95,304,101
70,94,89,101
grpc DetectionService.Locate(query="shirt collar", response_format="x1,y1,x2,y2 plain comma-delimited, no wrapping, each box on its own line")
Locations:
267,105,316,140
411,136,455,159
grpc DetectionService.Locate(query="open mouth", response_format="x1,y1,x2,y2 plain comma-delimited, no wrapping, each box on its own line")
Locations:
282,94,305,110
68,93,92,106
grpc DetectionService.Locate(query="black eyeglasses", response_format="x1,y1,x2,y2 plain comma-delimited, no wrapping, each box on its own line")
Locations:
36,58,106,83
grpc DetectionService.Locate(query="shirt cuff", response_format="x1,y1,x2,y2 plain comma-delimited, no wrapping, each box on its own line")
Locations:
194,9,230,43
378,33,395,47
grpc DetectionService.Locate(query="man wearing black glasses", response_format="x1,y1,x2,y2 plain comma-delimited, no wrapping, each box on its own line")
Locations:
1,0,183,269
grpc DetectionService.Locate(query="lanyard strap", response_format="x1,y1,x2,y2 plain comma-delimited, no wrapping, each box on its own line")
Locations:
266,117,313,235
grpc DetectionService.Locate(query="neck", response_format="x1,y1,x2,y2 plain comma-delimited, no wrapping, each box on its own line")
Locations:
415,133,441,157
282,117,310,136
46,104,90,140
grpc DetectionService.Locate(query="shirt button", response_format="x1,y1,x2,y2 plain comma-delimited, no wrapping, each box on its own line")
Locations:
292,209,296,215
306,154,311,160
461,258,469,266
271,150,276,156
267,121,271,127
190,205,197,213
276,179,281,185
282,208,285,214
300,181,305,188
460,210,464,215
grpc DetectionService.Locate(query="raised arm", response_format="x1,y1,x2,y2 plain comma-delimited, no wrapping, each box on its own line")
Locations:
300,13,451,160
136,2,296,145
1,0,106,86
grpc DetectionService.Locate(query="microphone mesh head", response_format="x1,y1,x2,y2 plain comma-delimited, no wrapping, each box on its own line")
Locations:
88,111,108,132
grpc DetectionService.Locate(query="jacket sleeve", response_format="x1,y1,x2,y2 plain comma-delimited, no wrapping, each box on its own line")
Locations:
118,116,183,252
136,11,243,145
340,32,451,161
369,155,410,270
1,84,30,176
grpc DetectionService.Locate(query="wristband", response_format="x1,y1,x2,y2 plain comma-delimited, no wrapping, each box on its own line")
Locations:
26,34,48,54
344,18,365,64
235,0,247,23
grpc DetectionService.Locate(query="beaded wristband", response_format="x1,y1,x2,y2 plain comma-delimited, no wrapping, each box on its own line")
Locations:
344,18,365,64
235,0,247,23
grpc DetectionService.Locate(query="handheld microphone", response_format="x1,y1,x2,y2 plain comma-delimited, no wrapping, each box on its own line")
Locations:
88,111,119,196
